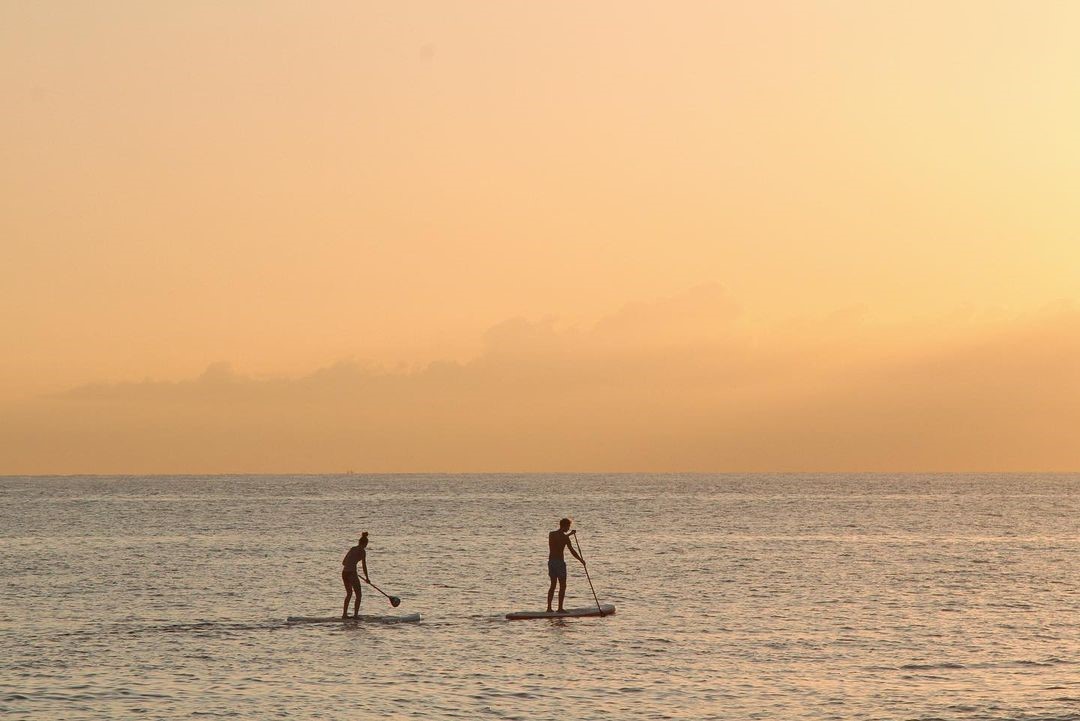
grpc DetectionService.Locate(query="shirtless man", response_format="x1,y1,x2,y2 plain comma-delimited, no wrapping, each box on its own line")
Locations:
342,532,369,618
547,518,585,613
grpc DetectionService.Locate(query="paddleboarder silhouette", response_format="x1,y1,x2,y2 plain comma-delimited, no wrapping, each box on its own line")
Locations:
547,518,585,612
342,532,369,618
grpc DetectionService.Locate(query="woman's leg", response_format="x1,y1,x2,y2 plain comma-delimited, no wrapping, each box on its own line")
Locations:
352,577,363,616
343,574,354,618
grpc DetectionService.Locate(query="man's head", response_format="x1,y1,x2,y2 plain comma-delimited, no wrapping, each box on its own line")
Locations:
559,518,572,532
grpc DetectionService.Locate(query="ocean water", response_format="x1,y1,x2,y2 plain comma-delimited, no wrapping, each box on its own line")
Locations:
0,473,1077,720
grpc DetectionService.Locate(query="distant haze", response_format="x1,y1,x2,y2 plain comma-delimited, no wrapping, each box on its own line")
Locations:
3,2,1079,472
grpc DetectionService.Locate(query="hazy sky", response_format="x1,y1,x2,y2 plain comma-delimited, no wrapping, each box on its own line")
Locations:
3,2,1079,472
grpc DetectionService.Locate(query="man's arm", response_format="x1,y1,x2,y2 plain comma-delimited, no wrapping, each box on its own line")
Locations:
565,535,584,564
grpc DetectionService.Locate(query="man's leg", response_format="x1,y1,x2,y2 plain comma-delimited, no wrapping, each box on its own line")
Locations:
547,576,557,612
557,576,567,612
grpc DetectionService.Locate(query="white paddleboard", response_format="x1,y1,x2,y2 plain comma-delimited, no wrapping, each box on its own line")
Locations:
287,613,422,624
505,604,615,620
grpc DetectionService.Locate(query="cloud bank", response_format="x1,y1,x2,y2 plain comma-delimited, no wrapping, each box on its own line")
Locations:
3,285,1079,473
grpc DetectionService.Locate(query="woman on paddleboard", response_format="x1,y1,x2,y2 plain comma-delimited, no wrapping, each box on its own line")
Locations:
342,532,369,618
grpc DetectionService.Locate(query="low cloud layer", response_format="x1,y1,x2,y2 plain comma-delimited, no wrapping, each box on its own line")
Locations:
3,285,1079,473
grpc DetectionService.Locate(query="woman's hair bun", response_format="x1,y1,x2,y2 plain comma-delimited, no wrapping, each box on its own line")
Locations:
361,531,368,537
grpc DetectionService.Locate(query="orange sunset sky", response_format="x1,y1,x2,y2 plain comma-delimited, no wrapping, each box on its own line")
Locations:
2,1,1080,473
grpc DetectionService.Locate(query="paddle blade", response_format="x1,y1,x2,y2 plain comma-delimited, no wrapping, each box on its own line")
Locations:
389,596,402,607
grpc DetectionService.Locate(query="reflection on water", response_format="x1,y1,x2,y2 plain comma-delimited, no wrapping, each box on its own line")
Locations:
0,474,1077,720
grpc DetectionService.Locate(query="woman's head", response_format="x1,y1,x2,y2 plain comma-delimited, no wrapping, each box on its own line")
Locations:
359,531,369,547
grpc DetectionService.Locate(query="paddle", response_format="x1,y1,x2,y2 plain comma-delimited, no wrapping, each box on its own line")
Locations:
361,576,401,607
571,531,605,617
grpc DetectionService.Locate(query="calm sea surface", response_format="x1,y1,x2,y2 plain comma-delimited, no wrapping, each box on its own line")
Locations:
1,474,1077,720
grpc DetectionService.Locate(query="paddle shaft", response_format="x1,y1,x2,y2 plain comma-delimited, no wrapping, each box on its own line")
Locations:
572,533,605,617
360,576,396,603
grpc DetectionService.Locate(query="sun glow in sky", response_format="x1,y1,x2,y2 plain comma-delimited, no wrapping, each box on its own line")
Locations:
3,1,1080,473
